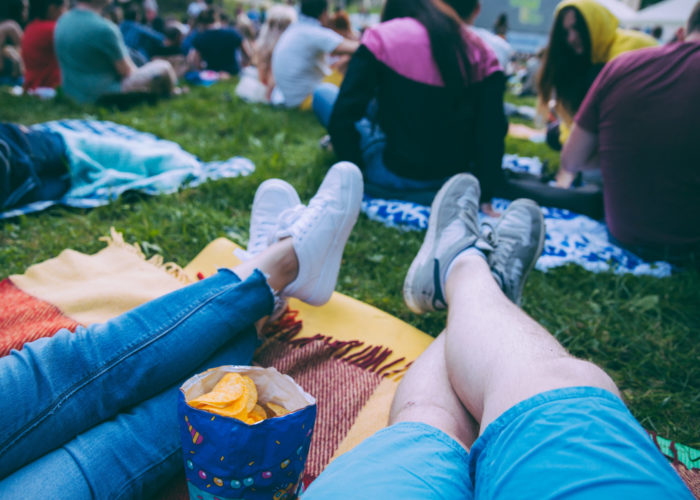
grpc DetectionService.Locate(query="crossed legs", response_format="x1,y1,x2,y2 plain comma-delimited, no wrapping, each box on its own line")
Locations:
392,173,618,444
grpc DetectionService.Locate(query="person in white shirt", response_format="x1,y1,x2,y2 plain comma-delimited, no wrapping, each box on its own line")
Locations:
271,0,358,108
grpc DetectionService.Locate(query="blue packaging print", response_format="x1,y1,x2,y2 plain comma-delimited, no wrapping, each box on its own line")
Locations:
178,366,317,500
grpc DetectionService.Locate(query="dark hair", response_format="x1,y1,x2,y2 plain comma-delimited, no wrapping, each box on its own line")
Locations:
301,0,327,19
443,0,479,20
537,6,592,116
688,1,700,34
196,8,217,26
28,0,63,21
382,0,472,90
124,4,141,22
0,0,26,24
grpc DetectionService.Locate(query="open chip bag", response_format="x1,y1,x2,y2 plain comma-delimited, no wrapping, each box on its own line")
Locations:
178,366,317,500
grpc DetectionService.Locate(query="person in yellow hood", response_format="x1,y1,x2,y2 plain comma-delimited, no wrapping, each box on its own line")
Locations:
537,0,656,147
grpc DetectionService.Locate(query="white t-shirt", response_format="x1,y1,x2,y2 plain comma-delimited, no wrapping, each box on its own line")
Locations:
271,15,343,107
470,26,514,72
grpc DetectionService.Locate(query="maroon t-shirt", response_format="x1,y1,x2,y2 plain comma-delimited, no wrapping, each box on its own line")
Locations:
576,42,700,247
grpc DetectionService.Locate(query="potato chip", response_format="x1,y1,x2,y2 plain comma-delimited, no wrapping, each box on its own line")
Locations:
188,373,287,423
189,373,252,418
263,402,290,417
189,373,245,408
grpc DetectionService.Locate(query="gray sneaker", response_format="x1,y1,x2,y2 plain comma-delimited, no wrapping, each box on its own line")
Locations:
403,173,491,313
486,199,546,305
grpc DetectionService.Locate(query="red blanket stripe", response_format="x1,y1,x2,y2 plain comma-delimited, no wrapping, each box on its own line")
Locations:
0,279,80,357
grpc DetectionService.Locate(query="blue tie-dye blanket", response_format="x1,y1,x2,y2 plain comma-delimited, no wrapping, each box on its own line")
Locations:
361,156,672,277
1,120,254,219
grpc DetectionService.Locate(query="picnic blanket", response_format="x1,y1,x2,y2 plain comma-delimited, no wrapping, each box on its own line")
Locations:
1,120,255,219
1,233,697,499
361,154,673,277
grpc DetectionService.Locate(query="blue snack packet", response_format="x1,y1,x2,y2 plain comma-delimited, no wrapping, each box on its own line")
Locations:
178,366,317,500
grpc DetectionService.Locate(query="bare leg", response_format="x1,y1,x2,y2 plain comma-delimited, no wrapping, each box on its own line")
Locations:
233,237,298,293
390,332,478,450
444,254,619,431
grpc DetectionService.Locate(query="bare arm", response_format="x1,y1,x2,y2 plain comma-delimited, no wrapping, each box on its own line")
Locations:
331,39,359,56
557,124,599,188
114,57,137,79
187,47,202,71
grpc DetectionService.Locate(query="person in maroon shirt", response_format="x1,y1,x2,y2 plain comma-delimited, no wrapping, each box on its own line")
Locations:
558,2,700,267
21,0,67,90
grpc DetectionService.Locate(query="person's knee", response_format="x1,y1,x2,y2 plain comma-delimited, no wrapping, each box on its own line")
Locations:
389,400,473,450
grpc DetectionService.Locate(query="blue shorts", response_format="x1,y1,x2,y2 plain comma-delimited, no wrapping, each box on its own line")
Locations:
303,387,692,499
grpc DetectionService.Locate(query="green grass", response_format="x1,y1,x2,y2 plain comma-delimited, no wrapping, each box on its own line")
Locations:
1,84,698,446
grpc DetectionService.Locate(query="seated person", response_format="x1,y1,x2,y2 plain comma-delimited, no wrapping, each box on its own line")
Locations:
315,0,506,210
235,12,256,69
558,3,700,268
187,8,244,76
253,4,297,101
537,0,656,151
270,0,358,109
0,167,692,499
464,4,513,70
150,25,184,57
20,0,66,91
54,0,176,104
0,0,27,82
119,3,165,61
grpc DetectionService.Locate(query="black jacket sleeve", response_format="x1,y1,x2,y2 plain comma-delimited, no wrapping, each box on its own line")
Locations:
473,71,508,202
328,45,380,170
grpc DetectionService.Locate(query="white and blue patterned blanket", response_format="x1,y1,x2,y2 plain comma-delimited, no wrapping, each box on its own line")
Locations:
1,120,254,219
361,158,672,277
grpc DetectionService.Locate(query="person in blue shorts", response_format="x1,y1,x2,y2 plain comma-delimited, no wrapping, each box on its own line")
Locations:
303,173,693,499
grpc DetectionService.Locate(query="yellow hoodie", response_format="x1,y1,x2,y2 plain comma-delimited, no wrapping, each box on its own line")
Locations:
554,0,656,142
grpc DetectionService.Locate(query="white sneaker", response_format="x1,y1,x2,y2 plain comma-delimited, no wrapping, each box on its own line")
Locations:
247,179,302,257
279,162,363,306
243,179,303,321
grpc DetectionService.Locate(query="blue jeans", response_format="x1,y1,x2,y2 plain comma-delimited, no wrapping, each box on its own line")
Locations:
312,84,447,206
0,269,273,499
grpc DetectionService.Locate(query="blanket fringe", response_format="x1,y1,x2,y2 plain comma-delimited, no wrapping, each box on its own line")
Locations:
98,227,192,284
259,307,413,380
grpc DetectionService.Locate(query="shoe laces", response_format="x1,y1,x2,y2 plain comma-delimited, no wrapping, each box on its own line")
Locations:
276,203,310,239
483,218,520,289
247,204,305,258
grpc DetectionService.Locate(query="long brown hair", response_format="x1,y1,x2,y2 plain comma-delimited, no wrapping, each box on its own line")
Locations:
537,6,592,118
382,0,472,90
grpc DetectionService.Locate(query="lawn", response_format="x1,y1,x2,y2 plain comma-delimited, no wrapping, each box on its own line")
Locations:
1,83,698,447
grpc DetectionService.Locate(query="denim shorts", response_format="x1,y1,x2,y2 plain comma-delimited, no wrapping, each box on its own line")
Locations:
302,387,692,499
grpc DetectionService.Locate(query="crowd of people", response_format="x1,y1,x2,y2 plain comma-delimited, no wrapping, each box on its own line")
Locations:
1,0,698,263
1,0,699,498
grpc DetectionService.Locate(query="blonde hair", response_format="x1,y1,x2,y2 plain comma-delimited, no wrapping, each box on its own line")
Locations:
254,4,297,69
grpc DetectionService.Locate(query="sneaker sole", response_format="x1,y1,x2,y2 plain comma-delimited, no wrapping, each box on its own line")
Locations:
304,162,363,305
403,174,479,313
508,199,546,306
